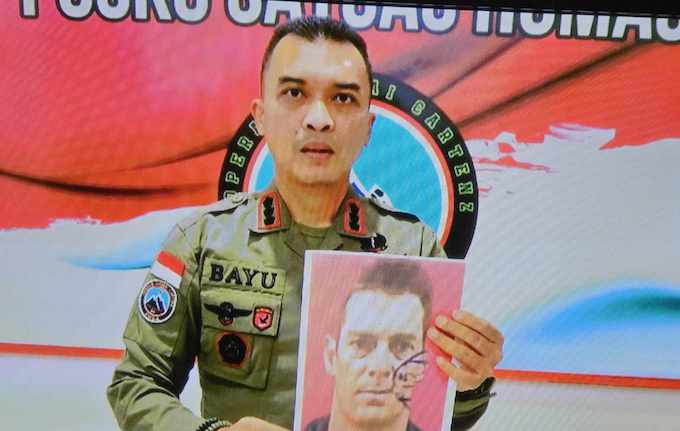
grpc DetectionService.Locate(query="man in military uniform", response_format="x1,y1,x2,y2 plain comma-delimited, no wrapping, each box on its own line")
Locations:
107,17,503,431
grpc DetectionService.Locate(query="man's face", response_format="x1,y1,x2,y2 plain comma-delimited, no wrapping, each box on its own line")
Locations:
252,35,374,186
330,289,424,427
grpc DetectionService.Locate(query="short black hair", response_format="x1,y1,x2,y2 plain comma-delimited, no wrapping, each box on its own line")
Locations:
345,259,433,333
260,16,373,88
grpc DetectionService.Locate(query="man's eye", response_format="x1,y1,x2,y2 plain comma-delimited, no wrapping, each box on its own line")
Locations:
284,88,303,98
389,339,415,358
334,93,355,104
350,337,376,357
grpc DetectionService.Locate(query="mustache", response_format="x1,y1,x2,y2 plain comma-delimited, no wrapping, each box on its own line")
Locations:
356,388,392,394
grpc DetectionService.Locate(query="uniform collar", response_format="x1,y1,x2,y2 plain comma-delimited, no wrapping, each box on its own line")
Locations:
248,189,292,234
333,187,372,239
248,185,373,239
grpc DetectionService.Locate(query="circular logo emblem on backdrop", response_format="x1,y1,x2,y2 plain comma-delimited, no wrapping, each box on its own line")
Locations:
218,74,478,258
138,279,177,324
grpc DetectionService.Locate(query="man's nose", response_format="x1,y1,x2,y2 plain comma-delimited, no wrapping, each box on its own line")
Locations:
366,342,394,381
303,100,334,132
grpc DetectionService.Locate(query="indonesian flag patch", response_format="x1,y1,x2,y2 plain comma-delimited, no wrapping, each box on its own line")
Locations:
150,251,185,289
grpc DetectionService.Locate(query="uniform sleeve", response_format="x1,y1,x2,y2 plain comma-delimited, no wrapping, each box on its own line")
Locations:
421,225,493,430
451,378,495,430
106,224,212,431
420,224,447,258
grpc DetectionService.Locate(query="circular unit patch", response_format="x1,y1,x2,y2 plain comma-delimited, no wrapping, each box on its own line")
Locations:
138,279,177,324
217,333,249,366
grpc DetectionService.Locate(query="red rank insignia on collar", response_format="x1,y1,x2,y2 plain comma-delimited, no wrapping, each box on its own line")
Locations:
257,191,282,231
343,197,367,236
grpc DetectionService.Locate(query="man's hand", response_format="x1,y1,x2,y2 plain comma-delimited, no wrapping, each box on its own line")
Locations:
427,310,504,391
220,416,289,431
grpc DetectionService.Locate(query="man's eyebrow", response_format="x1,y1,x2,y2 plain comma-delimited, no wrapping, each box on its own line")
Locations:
346,330,376,337
391,333,418,340
334,82,361,92
344,331,417,339
278,76,305,85
277,78,361,92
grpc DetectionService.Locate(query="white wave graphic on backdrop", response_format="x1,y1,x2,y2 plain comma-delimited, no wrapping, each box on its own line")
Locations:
1,124,679,377
462,125,680,377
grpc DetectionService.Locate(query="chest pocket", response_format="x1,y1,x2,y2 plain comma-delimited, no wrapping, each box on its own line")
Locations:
199,260,286,389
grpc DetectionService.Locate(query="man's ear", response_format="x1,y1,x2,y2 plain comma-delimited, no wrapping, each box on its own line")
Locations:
365,111,376,148
323,335,337,376
251,98,264,136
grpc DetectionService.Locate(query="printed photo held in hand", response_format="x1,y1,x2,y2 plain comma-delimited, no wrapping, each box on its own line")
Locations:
295,251,465,431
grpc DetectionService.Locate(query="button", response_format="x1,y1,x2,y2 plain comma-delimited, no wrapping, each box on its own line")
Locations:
230,192,245,204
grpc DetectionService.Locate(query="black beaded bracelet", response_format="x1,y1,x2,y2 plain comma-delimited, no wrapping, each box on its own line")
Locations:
196,417,231,431
205,420,231,431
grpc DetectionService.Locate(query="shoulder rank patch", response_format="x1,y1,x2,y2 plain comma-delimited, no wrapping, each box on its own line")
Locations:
257,191,282,230
208,192,249,217
138,279,177,324
368,197,421,223
150,251,185,289
223,191,247,204
343,197,367,235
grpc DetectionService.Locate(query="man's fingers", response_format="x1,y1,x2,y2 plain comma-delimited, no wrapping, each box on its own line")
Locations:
452,310,504,346
434,315,495,358
434,356,482,391
229,417,289,431
427,327,488,374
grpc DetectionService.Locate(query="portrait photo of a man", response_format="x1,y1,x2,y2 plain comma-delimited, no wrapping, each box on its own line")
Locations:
296,251,465,431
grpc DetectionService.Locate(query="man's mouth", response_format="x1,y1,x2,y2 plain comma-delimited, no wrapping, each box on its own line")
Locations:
357,389,392,395
356,389,393,406
300,143,334,157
